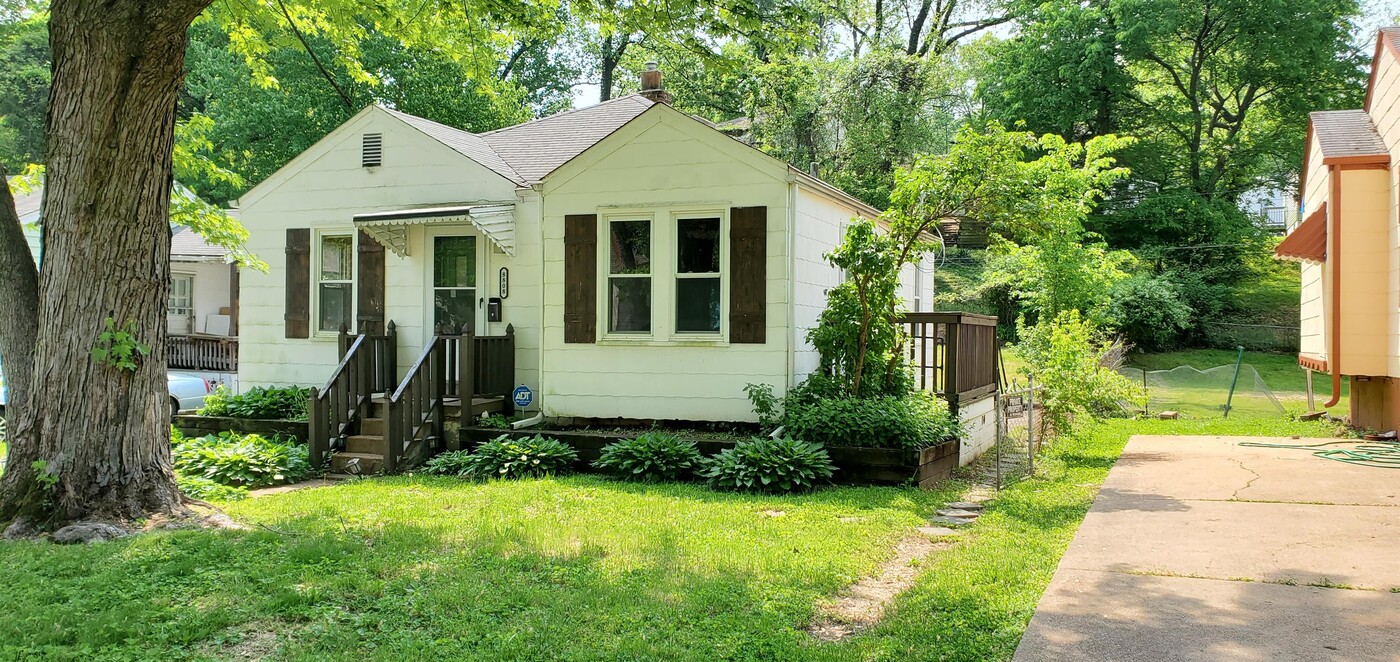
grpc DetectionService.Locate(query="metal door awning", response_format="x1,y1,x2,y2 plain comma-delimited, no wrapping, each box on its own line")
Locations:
353,203,515,257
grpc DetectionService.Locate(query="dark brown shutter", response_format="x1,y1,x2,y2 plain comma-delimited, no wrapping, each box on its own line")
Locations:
356,230,386,335
284,228,311,338
564,214,597,343
729,206,766,344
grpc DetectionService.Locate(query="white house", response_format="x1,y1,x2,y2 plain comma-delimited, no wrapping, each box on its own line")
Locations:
234,78,957,429
12,183,241,377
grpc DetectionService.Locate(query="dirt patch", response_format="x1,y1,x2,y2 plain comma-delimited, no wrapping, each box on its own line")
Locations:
200,623,287,660
807,533,952,641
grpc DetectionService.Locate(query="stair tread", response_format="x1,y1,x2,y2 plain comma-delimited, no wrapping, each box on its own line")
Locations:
334,451,385,459
348,433,385,440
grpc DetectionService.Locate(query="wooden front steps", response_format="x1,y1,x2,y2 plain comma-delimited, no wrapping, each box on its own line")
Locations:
326,395,507,474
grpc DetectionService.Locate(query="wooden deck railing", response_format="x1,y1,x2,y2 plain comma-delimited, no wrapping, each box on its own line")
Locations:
168,335,238,372
898,312,999,411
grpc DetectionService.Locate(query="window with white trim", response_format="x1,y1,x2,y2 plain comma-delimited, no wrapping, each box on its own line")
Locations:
675,216,722,334
608,219,651,333
317,233,354,332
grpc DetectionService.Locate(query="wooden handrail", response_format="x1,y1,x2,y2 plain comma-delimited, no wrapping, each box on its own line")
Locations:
309,334,371,469
384,336,448,473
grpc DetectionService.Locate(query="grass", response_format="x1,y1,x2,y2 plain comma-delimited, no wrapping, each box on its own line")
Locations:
1127,348,1347,412
0,414,1342,661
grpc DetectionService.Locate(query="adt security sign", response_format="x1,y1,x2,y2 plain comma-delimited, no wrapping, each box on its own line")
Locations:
512,385,533,409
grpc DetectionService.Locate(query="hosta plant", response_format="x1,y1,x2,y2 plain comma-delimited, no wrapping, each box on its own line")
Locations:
172,431,311,488
593,432,704,482
426,434,577,479
701,436,836,493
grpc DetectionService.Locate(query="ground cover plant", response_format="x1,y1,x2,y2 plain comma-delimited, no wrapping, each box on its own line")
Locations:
701,436,837,493
422,434,577,479
593,431,704,482
0,415,1338,660
197,385,312,421
172,429,311,490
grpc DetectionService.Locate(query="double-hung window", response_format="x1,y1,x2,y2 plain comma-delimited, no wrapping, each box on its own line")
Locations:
608,219,652,333
317,233,354,333
675,216,722,334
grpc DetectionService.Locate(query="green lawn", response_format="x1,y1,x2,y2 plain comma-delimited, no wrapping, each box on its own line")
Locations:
0,416,1342,661
1126,348,1347,413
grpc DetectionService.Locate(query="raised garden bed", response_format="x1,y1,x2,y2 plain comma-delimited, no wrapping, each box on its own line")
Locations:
459,427,958,488
173,415,308,443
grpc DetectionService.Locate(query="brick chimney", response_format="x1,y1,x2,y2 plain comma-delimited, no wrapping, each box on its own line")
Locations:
639,61,672,104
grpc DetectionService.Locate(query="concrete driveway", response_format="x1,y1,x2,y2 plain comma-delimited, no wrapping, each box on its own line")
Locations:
1014,435,1400,662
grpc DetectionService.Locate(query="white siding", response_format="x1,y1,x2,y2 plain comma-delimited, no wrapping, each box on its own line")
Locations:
170,261,234,334
957,394,997,466
792,188,854,378
539,109,792,421
1299,134,1329,360
234,108,527,393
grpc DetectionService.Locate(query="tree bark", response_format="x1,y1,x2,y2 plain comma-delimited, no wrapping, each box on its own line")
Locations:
0,169,40,483
0,0,212,526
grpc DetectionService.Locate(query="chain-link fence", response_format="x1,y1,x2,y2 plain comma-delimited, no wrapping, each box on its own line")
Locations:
1202,322,1298,353
989,381,1048,490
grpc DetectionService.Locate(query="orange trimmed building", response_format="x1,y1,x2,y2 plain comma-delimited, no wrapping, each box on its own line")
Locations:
1277,28,1400,430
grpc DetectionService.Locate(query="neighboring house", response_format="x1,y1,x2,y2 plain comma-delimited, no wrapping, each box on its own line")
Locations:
1276,27,1400,430
234,72,974,432
10,180,42,261
1241,186,1299,232
12,184,240,376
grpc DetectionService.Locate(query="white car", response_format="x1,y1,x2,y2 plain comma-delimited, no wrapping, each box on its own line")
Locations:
0,371,214,420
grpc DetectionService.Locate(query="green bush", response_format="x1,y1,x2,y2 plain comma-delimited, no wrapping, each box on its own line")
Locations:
424,434,577,479
1108,274,1192,352
172,431,312,488
701,437,835,493
782,390,960,450
1014,311,1143,432
593,432,705,482
746,376,960,450
175,474,249,501
198,385,311,420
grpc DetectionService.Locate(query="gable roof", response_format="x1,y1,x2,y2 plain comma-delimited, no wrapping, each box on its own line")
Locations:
171,225,230,262
1364,27,1400,112
1309,110,1389,165
381,95,655,186
6,179,42,221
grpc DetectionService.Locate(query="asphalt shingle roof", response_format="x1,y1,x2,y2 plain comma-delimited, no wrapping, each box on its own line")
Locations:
385,95,657,185
6,179,42,220
171,225,230,260
1310,109,1389,162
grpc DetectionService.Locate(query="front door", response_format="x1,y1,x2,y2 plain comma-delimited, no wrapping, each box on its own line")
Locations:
168,273,194,335
431,234,479,333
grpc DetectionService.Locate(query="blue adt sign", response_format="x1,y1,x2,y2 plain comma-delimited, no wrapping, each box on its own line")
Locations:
512,385,533,408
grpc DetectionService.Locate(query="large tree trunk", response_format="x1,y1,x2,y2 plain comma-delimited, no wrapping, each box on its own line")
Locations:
0,169,40,467
0,0,212,527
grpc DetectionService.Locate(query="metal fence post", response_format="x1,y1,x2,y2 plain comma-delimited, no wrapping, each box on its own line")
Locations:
994,390,1002,491
1026,374,1036,479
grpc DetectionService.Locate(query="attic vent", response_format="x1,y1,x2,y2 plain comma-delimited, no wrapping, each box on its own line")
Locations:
362,133,383,168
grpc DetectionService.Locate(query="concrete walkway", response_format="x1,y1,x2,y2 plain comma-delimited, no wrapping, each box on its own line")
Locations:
1014,435,1400,662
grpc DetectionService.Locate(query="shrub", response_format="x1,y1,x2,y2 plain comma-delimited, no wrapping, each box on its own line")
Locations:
172,431,312,488
1108,274,1192,352
701,436,835,493
783,390,960,450
1014,311,1144,432
424,434,577,479
175,474,249,501
198,385,311,420
478,414,513,430
593,432,705,482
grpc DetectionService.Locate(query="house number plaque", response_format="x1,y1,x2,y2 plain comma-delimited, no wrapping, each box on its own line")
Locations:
499,267,509,299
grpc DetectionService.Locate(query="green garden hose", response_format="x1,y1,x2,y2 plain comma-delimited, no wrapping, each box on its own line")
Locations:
1237,439,1400,469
